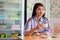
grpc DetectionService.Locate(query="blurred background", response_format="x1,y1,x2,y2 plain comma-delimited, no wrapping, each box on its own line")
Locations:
0,0,24,40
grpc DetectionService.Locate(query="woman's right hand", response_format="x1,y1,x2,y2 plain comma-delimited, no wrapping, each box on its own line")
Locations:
35,24,43,30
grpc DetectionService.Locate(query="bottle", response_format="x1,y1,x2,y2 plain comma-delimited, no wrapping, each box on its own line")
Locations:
0,34,1,38
4,34,8,38
1,33,5,38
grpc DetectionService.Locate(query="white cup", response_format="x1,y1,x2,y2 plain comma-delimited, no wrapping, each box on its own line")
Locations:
43,24,48,27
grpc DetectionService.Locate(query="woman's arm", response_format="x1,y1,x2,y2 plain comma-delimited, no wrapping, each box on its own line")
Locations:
24,18,36,36
25,23,43,36
25,26,37,36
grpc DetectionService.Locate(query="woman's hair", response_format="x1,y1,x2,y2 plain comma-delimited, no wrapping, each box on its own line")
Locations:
32,3,45,17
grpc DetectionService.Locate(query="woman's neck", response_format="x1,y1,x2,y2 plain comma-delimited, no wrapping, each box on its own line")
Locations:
36,15,41,20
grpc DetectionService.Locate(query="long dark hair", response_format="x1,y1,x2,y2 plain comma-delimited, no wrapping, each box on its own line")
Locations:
32,3,45,17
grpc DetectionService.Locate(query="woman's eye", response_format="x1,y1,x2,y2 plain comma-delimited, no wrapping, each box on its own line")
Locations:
41,8,44,10
38,8,41,10
38,8,44,10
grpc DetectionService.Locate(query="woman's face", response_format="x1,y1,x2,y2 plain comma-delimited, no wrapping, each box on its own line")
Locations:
36,6,45,17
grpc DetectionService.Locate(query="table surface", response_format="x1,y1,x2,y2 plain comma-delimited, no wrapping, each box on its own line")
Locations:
24,35,60,40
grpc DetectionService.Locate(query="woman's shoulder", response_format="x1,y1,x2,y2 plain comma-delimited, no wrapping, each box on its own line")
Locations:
43,17,48,21
27,17,34,22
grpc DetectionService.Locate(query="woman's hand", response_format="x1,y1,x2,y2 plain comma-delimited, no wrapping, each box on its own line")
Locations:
35,24,43,30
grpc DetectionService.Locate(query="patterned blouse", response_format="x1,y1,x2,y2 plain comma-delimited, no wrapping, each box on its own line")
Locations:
24,16,51,36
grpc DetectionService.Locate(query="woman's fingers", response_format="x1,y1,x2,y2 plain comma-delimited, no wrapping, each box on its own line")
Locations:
36,24,43,30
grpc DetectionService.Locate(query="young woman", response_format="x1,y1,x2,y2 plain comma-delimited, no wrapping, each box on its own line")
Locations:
24,3,51,36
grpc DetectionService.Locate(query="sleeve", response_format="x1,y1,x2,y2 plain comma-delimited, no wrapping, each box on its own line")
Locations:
24,18,32,35
44,18,50,31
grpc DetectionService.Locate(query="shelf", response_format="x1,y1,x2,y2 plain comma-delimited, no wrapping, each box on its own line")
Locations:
0,19,20,21
6,1,22,4
0,38,18,39
0,7,4,9
0,8,5,10
0,29,21,31
6,19,20,20
5,3,19,7
0,36,22,40
5,8,21,11
0,37,22,40
0,4,5,6
0,0,22,39
0,38,19,40
0,2,22,11
0,0,7,2
0,8,21,11
0,2,4,4
9,18,20,21
7,0,22,3
0,17,20,20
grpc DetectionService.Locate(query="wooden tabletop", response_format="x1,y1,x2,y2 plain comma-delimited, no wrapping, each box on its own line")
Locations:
24,35,60,40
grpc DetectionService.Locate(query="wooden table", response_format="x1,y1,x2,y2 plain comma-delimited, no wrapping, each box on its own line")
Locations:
24,35,60,40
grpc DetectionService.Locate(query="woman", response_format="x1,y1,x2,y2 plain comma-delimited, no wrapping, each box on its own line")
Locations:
24,3,51,36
